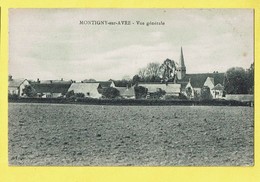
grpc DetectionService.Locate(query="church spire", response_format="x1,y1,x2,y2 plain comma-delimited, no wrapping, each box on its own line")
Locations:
176,47,186,80
179,47,185,68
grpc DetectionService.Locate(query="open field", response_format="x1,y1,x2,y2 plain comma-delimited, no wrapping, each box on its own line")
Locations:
8,103,254,166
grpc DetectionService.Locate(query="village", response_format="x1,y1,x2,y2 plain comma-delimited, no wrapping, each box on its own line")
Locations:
8,48,254,103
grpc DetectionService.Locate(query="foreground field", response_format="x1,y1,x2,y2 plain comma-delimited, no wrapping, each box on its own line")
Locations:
8,103,254,166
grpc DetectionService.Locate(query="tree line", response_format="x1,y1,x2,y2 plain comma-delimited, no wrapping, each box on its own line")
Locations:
224,63,254,94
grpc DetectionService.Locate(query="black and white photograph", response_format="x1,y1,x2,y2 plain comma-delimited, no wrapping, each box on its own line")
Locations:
8,9,254,166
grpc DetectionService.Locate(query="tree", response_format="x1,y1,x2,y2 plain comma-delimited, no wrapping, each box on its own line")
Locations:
102,87,120,99
134,86,148,99
145,62,162,80
122,75,131,81
132,75,141,85
83,78,96,82
150,88,166,99
160,58,176,83
245,63,254,94
201,86,212,100
224,67,247,94
22,85,36,97
138,62,162,82
138,68,147,81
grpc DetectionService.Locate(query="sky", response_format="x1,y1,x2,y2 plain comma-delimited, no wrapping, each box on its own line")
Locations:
9,9,254,81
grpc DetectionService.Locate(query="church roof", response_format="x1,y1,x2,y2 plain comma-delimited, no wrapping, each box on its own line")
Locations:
178,73,225,88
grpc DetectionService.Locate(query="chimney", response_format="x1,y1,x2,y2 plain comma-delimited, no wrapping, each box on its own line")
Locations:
37,78,40,83
61,78,63,81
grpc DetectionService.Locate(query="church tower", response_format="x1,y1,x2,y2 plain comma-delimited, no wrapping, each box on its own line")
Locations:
176,47,186,80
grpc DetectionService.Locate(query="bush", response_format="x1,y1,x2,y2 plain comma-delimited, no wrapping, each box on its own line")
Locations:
148,88,166,99
8,93,19,99
201,86,212,100
179,93,188,100
66,90,75,98
164,95,180,100
134,86,148,99
75,93,85,98
102,87,120,99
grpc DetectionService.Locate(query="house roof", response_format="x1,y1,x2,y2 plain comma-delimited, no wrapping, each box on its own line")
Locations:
115,87,127,95
34,80,73,84
31,83,71,94
178,73,225,88
115,87,135,96
204,77,215,89
138,83,181,93
113,81,129,87
212,83,224,90
68,83,101,98
9,79,28,87
82,81,112,88
123,87,135,96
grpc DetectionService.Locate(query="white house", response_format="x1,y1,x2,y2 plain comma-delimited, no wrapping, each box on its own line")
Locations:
8,76,30,97
68,83,102,98
212,83,225,99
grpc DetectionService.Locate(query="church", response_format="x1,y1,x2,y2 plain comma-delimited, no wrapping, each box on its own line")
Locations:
175,47,225,99
137,47,225,100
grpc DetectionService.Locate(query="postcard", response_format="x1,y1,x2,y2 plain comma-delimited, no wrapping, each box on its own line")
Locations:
8,8,254,166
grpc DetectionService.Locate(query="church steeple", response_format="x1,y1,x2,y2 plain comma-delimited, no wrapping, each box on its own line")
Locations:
176,47,186,80
179,47,185,68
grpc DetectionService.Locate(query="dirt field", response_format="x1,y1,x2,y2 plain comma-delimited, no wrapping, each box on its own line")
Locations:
8,103,254,166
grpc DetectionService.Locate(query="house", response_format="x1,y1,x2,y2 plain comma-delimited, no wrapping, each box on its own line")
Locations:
31,82,72,98
82,81,115,94
8,75,30,97
138,83,181,98
115,87,135,99
68,83,102,98
122,87,135,99
212,83,225,99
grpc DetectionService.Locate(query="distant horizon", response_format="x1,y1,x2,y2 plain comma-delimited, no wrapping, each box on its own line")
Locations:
9,9,254,81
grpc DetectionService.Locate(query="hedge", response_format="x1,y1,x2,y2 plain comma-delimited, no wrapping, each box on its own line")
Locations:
8,97,252,106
